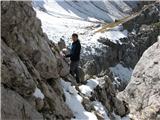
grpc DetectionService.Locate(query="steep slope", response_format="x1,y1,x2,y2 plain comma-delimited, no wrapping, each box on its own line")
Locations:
33,0,159,91
33,0,138,22
118,39,160,120
32,0,138,43
1,1,73,119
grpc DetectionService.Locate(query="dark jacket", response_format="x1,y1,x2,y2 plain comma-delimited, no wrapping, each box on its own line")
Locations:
66,40,81,61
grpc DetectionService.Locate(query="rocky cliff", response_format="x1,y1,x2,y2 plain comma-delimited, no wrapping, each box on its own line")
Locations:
118,39,160,120
1,1,160,120
1,1,73,119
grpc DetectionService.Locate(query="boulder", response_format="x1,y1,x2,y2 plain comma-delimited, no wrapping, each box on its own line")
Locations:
58,38,66,51
118,40,160,120
48,40,70,77
83,60,98,76
35,98,44,111
1,85,43,120
78,67,85,83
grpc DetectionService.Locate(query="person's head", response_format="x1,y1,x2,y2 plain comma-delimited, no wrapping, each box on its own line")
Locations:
72,33,78,42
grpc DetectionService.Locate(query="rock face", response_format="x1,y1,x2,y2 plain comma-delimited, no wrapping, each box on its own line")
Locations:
98,3,160,69
123,2,160,32
94,76,129,117
118,40,160,120
1,1,73,119
99,22,159,69
1,85,43,120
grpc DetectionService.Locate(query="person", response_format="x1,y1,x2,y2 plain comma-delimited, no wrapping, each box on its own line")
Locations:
65,33,81,83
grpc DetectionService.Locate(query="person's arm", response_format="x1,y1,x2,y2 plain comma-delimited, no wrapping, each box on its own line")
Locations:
65,47,73,58
64,46,73,58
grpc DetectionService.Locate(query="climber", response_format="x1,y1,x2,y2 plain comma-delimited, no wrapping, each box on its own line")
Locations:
65,33,81,83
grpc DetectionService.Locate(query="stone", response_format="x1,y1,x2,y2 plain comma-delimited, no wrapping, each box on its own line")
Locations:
94,76,128,117
83,60,98,76
58,38,66,51
95,112,104,120
1,40,36,97
122,2,160,32
35,98,44,111
118,40,160,120
82,97,92,112
39,79,73,118
1,85,43,120
78,66,85,83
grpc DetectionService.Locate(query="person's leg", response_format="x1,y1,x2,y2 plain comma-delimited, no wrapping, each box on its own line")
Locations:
70,61,75,76
75,61,80,83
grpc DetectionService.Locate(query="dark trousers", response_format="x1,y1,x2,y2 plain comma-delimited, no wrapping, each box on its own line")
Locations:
70,61,80,83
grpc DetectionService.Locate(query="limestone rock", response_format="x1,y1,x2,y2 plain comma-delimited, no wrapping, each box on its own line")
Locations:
1,40,36,97
48,40,70,77
58,38,66,51
39,79,73,118
83,60,98,76
118,40,160,120
1,1,59,79
1,85,43,120
122,2,160,32
35,98,44,111
1,1,73,119
78,66,85,83
94,76,129,117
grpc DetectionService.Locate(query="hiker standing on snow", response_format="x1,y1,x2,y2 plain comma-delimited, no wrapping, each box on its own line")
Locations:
65,33,81,83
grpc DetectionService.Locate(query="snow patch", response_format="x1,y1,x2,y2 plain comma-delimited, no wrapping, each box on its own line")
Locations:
61,78,130,120
33,87,44,99
61,79,98,120
92,101,110,120
79,79,99,97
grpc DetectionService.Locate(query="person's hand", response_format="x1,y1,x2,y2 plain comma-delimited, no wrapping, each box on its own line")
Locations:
60,51,66,58
62,53,66,58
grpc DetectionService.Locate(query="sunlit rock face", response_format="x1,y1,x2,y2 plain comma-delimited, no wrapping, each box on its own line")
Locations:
118,40,160,120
